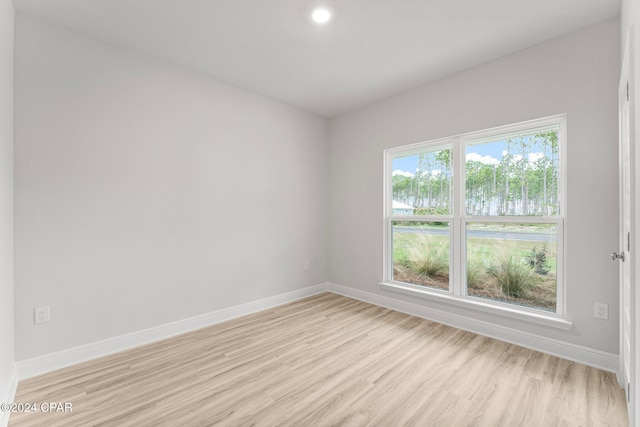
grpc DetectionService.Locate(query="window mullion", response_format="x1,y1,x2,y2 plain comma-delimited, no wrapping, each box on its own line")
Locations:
452,138,463,296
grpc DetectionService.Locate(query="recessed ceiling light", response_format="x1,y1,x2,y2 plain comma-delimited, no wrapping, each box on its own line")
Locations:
311,7,331,24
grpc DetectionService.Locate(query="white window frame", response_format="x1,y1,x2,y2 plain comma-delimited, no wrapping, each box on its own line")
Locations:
381,114,570,330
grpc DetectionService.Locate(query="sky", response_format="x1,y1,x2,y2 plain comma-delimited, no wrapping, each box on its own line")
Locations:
392,136,553,178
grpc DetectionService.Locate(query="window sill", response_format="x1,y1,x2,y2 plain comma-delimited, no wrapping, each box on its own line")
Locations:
379,281,573,331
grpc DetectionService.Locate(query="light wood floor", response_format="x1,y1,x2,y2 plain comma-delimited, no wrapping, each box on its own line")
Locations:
9,292,628,426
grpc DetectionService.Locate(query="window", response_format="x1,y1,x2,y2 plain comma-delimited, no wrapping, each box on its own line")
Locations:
384,115,566,320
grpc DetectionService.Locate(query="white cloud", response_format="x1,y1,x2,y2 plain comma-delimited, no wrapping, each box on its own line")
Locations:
466,152,499,165
528,152,544,163
501,150,523,162
392,170,414,178
431,169,442,176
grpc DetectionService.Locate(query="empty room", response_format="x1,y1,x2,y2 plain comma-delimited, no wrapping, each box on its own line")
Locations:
1,0,640,426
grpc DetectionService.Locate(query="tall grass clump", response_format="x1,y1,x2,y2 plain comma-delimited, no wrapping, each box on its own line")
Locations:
491,255,537,298
466,256,490,289
407,237,448,279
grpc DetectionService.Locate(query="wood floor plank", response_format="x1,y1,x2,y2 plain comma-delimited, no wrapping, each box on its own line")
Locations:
8,293,628,426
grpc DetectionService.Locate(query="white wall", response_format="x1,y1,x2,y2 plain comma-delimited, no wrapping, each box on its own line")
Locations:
14,15,328,360
0,0,15,414
622,0,639,50
328,18,620,353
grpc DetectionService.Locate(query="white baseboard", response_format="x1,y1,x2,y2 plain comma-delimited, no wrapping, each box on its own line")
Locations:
1,364,18,427
326,282,619,374
17,283,328,380
15,281,618,384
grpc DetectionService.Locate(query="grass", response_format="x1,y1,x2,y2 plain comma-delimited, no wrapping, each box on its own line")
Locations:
466,256,490,289
392,225,557,311
393,233,450,290
491,255,537,298
410,245,448,278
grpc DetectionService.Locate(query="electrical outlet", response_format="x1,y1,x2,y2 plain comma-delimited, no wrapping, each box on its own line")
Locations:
304,261,310,271
594,303,608,320
35,306,50,324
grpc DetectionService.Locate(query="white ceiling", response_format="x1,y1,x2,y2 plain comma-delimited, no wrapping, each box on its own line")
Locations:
14,0,620,117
